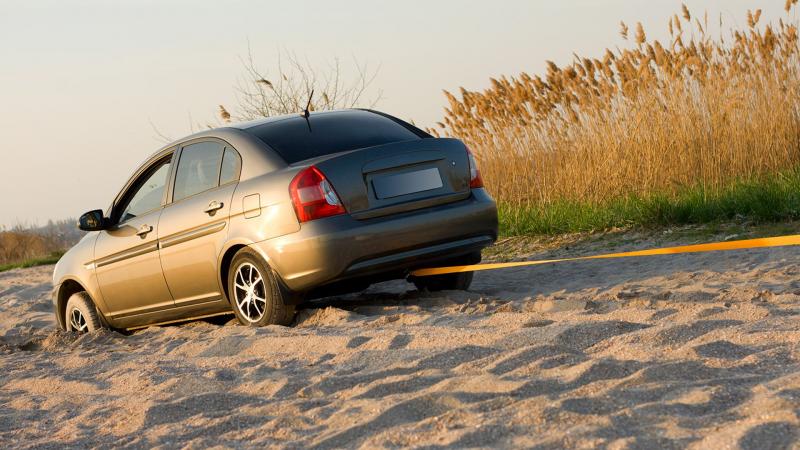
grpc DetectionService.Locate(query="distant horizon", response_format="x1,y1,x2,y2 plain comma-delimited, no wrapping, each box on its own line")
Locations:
0,0,788,227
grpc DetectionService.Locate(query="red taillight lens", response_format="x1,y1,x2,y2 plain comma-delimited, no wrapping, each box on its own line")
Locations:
466,147,484,189
289,166,346,222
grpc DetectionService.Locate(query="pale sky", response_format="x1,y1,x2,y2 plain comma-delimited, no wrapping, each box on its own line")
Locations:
0,0,788,227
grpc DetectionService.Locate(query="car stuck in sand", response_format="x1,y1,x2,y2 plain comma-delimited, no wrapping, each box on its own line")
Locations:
52,109,498,331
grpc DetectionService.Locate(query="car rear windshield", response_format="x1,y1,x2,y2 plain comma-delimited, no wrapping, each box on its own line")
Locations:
245,110,426,164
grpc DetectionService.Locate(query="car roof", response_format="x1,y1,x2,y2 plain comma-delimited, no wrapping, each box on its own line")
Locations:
141,108,430,173
226,108,373,130
145,109,375,158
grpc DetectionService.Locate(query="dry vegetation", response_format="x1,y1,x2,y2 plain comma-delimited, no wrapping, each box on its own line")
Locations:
432,3,800,233
219,50,381,123
0,221,83,270
0,232,55,266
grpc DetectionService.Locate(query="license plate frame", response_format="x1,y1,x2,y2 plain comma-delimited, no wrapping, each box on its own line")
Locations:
372,167,444,199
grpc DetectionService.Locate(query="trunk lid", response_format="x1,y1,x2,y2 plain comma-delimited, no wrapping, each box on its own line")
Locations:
312,138,471,219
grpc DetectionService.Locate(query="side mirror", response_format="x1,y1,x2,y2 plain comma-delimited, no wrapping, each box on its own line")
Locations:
78,210,108,231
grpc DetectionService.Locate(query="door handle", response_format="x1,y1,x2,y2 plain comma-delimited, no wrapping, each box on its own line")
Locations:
136,224,153,238
204,201,224,215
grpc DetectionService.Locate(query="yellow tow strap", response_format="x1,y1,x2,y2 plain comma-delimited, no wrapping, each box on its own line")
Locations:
411,234,800,276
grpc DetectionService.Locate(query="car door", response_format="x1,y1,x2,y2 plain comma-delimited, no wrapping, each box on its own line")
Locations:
158,140,241,308
94,153,175,319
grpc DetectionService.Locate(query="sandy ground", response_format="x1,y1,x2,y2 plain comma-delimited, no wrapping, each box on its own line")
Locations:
1,229,800,449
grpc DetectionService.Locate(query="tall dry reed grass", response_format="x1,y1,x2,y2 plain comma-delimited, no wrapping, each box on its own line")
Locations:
0,221,83,267
0,232,56,266
432,4,800,218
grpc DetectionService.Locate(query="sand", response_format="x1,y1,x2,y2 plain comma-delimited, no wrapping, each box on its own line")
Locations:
1,228,799,449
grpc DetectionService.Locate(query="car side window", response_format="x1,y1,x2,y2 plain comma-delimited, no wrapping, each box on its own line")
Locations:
119,158,172,223
173,141,225,202
219,147,241,185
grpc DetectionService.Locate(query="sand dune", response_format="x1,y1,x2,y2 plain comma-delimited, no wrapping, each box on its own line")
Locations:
1,230,799,448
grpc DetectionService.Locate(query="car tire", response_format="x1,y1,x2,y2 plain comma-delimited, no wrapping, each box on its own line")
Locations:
65,292,103,333
412,271,474,292
228,248,295,327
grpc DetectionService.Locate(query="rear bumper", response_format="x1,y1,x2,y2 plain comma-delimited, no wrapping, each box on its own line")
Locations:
250,188,498,292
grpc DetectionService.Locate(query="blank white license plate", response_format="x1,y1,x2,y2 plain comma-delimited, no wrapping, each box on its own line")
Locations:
373,168,443,199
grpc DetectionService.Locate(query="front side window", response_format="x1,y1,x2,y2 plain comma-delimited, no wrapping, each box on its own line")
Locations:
173,141,225,202
119,158,172,223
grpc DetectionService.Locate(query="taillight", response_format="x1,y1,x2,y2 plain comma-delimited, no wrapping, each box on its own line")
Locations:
466,147,484,189
289,166,346,222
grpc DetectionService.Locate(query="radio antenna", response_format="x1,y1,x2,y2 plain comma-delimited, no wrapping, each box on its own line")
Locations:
301,89,314,119
301,89,314,131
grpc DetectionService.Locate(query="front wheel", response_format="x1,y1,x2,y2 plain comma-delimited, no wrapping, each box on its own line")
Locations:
65,292,103,333
228,248,295,326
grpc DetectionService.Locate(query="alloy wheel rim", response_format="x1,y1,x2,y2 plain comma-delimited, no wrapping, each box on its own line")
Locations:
70,308,88,332
234,262,267,323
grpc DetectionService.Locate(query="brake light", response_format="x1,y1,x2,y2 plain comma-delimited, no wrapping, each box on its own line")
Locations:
466,147,484,189
289,166,346,222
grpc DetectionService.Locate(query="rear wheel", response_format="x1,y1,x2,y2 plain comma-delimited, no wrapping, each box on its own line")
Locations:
410,251,480,292
65,292,103,333
412,271,474,292
228,248,295,326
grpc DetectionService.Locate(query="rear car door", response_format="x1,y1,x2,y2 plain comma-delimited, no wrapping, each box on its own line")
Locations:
94,154,175,319
157,140,241,307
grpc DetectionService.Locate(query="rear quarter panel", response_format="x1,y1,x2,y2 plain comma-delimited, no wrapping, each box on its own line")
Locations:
224,168,302,266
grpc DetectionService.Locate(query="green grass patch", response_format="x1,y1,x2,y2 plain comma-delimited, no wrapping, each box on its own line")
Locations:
500,168,800,236
0,251,64,273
